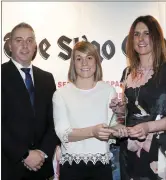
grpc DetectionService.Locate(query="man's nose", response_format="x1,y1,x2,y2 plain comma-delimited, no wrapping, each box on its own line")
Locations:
22,40,28,47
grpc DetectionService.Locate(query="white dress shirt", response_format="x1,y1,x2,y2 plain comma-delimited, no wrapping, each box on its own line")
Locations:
53,81,118,165
11,59,34,85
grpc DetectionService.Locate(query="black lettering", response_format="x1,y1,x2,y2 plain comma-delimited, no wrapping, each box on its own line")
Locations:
82,35,88,42
122,36,128,56
102,40,115,60
73,35,88,46
4,32,11,58
73,37,79,45
39,38,51,60
57,36,72,61
91,41,103,62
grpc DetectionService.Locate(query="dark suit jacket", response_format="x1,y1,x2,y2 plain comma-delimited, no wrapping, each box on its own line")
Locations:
2,60,60,180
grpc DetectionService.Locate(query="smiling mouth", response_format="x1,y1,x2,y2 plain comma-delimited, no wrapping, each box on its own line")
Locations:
81,68,91,71
138,44,147,47
21,52,29,55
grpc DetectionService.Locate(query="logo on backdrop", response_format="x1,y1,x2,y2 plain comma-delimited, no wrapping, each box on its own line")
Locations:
3,32,127,61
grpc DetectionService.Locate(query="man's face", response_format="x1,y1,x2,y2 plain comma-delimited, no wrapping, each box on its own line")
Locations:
9,27,37,66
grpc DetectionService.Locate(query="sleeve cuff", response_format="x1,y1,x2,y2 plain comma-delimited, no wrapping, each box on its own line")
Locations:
61,128,72,149
37,150,48,158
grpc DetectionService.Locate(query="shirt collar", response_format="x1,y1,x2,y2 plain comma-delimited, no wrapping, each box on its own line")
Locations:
11,59,32,70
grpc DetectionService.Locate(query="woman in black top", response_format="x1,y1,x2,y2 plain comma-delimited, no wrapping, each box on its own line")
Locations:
118,15,166,180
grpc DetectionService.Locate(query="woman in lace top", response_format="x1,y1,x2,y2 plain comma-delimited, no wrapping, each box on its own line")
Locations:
53,41,120,180
119,15,166,180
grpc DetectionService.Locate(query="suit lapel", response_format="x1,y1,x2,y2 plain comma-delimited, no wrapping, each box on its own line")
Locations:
32,66,43,116
7,60,34,115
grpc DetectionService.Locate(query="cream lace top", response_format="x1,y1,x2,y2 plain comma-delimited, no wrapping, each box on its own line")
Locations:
53,81,117,165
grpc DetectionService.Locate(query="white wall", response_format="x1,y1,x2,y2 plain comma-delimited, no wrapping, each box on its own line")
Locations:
2,2,166,91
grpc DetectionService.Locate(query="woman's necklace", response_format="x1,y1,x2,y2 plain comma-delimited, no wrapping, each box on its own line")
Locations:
134,68,152,116
135,87,141,106
134,86,149,116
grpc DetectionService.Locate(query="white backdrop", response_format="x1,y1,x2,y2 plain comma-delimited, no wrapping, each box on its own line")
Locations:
1,2,166,179
2,2,166,96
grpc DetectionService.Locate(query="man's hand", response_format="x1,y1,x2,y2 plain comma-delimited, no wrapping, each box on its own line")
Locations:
36,150,48,159
23,150,45,171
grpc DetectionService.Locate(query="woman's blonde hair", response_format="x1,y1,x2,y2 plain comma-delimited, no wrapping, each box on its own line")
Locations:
68,41,103,83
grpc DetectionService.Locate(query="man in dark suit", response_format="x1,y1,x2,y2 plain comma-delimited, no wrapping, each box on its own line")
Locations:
2,22,60,180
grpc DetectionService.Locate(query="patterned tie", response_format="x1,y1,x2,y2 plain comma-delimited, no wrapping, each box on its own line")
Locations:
21,68,35,107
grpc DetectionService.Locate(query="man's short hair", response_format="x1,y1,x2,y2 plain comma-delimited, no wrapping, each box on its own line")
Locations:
10,22,35,39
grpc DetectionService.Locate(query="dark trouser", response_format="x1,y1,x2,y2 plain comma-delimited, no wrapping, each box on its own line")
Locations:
21,169,47,180
59,160,113,180
21,176,48,180
21,175,47,180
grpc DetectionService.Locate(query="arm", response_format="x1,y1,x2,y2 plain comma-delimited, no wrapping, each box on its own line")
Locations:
1,85,29,163
68,123,112,142
148,118,166,132
128,117,166,139
2,124,29,163
53,91,112,147
39,74,61,161
68,127,93,142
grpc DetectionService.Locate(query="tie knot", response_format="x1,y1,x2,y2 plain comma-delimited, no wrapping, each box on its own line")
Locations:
21,68,31,74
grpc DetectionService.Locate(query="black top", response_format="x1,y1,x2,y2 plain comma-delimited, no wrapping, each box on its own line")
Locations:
120,63,166,179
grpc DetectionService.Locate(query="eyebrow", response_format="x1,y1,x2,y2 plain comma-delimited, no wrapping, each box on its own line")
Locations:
14,36,35,40
75,54,93,57
87,54,93,56
134,30,149,32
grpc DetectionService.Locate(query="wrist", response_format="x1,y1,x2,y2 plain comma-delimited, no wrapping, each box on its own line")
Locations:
37,150,48,159
22,151,29,161
147,121,156,133
91,126,95,137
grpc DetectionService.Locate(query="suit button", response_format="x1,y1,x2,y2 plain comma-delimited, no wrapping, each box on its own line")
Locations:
31,143,35,149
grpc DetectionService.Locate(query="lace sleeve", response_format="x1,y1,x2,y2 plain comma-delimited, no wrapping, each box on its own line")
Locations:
53,91,72,149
